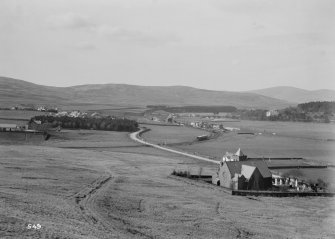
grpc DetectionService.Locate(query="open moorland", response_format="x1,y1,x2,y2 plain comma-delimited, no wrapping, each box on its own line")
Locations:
1,128,335,238
0,110,49,120
0,110,49,126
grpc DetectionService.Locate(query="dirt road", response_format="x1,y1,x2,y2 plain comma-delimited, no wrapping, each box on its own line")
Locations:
129,128,220,165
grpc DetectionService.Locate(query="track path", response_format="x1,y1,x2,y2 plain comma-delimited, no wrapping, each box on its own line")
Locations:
129,128,219,165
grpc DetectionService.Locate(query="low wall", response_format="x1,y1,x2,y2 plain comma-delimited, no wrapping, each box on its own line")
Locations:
268,165,327,169
137,128,151,137
248,157,303,160
139,122,179,126
232,190,335,197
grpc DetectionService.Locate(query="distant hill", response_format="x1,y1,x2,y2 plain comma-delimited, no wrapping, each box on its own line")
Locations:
0,77,292,110
249,86,335,104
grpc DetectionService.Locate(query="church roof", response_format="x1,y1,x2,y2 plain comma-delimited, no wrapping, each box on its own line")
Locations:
241,165,256,180
225,161,272,178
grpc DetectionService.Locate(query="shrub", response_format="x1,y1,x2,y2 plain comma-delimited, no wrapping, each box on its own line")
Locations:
171,169,191,178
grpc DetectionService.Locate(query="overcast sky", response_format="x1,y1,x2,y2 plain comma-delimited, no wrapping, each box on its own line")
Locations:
0,0,334,91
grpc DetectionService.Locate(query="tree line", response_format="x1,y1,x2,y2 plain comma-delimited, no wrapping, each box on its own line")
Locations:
147,105,237,113
297,101,335,114
30,115,139,132
237,101,334,123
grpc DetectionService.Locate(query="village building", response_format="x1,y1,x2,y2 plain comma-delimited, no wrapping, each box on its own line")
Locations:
0,123,20,132
55,111,68,117
266,110,279,117
213,160,272,190
190,121,200,127
69,111,81,118
223,127,240,132
37,106,47,111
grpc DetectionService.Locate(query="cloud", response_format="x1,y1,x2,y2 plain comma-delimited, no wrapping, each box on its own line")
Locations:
46,13,180,47
210,0,276,15
97,26,180,47
47,13,95,30
73,41,97,50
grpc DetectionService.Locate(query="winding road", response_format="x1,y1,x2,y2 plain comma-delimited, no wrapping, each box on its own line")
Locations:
129,128,220,165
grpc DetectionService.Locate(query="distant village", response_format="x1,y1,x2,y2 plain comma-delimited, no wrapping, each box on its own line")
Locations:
0,104,113,133
147,111,241,132
0,104,107,118
0,104,58,112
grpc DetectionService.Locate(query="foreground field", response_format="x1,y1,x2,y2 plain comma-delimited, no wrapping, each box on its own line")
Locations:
1,130,335,238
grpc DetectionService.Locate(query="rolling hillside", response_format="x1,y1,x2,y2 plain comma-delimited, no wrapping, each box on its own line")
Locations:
250,86,335,104
0,77,292,110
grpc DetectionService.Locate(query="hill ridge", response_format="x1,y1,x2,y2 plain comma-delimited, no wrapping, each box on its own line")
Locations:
249,86,335,103
0,76,293,110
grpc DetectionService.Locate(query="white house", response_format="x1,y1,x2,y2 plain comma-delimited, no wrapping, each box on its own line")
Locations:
266,110,279,117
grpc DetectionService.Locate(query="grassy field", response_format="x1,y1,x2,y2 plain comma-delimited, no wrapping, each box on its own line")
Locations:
217,120,335,141
1,127,335,238
140,121,335,163
141,124,207,145
0,110,50,127
0,110,49,120
175,132,335,163
140,121,335,187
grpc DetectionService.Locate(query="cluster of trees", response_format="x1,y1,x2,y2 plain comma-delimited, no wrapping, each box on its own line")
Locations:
272,102,334,123
269,107,314,122
30,115,139,132
237,101,334,123
297,101,335,114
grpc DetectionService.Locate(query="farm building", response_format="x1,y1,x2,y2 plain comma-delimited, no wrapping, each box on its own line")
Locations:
196,135,209,141
213,160,272,190
0,123,20,132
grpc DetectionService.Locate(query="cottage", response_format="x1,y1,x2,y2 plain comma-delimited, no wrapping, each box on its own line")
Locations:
0,123,19,132
214,160,272,190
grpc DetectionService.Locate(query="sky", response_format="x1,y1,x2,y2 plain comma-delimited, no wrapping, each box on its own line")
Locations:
0,0,334,91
